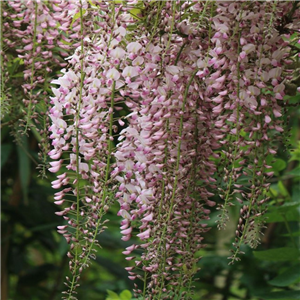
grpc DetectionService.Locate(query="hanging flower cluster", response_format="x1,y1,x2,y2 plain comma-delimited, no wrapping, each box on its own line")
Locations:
114,6,221,298
47,1,148,298
208,1,297,257
4,0,299,299
2,0,81,173
2,0,77,114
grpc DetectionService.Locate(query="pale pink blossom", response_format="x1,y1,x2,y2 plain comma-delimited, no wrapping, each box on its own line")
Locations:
106,68,120,81
136,228,151,240
127,42,142,54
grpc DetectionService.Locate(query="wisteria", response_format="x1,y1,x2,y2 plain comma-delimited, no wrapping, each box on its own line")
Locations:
2,0,81,173
2,0,300,299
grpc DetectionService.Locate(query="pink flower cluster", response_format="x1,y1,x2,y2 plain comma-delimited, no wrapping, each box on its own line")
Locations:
3,0,80,107
43,0,300,298
208,2,299,259
2,0,83,175
113,22,221,295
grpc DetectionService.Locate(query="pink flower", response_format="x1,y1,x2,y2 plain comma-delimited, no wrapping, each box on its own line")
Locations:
121,227,132,235
49,160,62,173
136,228,151,240
110,47,126,59
106,68,120,81
142,212,153,222
265,115,271,124
122,66,139,79
126,42,142,54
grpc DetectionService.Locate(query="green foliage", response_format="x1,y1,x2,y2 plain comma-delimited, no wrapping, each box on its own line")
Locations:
255,290,300,300
270,159,287,176
289,142,300,162
106,290,132,300
253,247,299,261
16,135,30,204
1,144,12,168
264,202,300,223
268,263,300,287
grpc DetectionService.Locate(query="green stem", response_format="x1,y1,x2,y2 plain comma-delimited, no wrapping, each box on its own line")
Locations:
158,118,169,217
69,3,118,283
25,1,38,133
105,81,115,182
151,120,169,298
155,69,198,299
142,271,147,299
67,2,85,298
230,145,258,264
163,1,175,59
286,1,299,22
0,1,4,110
174,43,186,66
146,1,164,49
169,69,198,215
77,80,116,278
218,29,242,229
282,213,298,249
268,1,278,34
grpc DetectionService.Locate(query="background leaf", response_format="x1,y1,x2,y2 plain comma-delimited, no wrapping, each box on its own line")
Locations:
253,248,300,261
120,290,132,300
106,290,120,300
271,159,287,175
268,263,300,287
255,290,300,300
16,135,30,204
1,144,12,168
264,202,300,223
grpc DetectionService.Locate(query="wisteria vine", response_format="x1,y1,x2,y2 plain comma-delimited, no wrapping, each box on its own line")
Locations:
2,0,300,299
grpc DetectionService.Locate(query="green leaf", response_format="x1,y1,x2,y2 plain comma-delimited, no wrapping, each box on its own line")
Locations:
8,57,23,75
281,231,300,238
278,181,289,197
268,263,300,287
240,128,246,137
256,290,300,300
1,144,12,168
270,187,278,197
272,159,287,173
289,142,300,162
129,8,142,20
11,72,26,78
253,247,300,261
17,135,30,204
277,202,300,212
285,166,300,177
120,290,132,300
106,290,120,300
264,202,300,223
292,184,300,203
